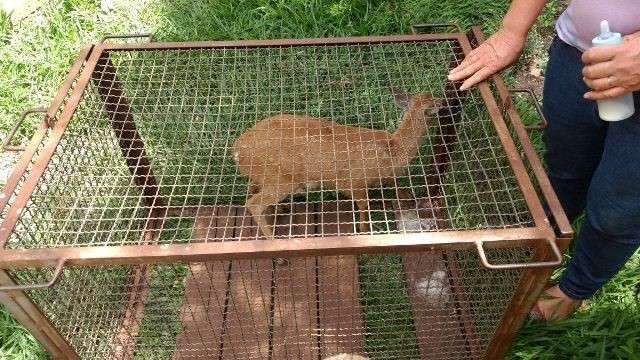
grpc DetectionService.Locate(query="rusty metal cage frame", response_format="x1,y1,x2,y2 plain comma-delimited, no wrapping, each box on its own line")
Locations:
0,26,572,360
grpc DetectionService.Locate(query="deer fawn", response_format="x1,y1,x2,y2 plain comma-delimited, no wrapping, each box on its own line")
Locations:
233,88,440,239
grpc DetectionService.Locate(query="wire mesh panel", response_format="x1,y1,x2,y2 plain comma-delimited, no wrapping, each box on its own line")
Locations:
8,246,531,360
3,39,533,250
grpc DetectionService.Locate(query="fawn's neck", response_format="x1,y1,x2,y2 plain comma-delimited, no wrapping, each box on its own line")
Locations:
391,107,430,160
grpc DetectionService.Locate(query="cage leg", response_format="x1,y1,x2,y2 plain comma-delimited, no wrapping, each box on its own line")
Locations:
0,270,79,360
92,53,166,209
482,243,562,359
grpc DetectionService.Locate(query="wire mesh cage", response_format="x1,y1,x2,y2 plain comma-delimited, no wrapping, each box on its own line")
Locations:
0,27,571,360
11,248,534,360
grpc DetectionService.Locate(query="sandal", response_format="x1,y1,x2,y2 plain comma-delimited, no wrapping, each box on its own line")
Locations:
529,283,555,321
529,283,582,321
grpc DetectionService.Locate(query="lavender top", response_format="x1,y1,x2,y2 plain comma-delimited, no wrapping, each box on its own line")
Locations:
556,0,640,52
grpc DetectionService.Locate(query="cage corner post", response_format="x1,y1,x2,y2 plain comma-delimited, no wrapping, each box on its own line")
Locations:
482,240,562,360
0,270,79,360
92,49,166,210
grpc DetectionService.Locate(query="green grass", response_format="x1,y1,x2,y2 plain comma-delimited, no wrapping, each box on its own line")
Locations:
358,254,421,359
0,0,515,144
133,264,189,359
1,1,639,359
0,307,48,359
510,252,640,360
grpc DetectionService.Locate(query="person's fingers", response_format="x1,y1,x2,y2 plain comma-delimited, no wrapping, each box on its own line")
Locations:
449,50,480,75
584,86,627,100
449,44,490,75
583,75,617,91
448,59,484,81
623,32,640,42
582,46,617,64
460,66,493,91
582,61,614,79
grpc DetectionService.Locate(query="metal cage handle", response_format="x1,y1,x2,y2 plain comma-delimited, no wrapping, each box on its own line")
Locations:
475,238,562,270
2,108,49,152
100,33,154,43
508,88,548,130
0,259,67,292
411,22,463,35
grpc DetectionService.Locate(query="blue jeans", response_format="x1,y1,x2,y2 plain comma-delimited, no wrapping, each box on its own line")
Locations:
543,37,640,300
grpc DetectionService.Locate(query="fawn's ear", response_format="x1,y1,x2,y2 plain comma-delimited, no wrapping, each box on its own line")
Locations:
389,86,410,109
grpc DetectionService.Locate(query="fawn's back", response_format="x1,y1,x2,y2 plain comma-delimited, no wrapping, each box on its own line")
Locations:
233,114,399,189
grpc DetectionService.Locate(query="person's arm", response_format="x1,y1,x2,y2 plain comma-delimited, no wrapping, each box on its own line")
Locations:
582,32,640,99
447,0,547,90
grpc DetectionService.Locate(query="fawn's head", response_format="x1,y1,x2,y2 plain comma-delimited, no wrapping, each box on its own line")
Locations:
389,87,440,116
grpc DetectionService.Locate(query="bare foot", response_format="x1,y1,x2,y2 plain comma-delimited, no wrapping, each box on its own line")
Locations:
531,285,582,321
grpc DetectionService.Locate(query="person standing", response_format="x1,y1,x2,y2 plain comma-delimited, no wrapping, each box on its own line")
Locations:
448,0,640,320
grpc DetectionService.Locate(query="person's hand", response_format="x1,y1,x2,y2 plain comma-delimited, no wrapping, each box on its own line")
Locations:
448,28,526,90
582,32,640,100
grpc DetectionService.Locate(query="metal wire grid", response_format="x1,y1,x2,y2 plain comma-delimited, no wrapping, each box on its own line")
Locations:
9,247,530,359
0,60,89,245
4,40,533,249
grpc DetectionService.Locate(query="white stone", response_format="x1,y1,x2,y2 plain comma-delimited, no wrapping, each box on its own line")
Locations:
396,209,436,232
323,354,369,360
415,270,452,307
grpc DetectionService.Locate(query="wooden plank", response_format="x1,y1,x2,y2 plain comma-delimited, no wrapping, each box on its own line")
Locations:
403,251,468,359
190,207,217,241
173,207,231,359
174,206,274,359
221,259,274,359
443,251,482,358
236,206,260,241
175,202,367,359
220,208,272,359
271,203,318,360
396,198,481,359
173,260,228,360
433,194,480,358
317,201,366,358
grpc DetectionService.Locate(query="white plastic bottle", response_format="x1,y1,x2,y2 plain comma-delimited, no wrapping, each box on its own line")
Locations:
590,20,635,121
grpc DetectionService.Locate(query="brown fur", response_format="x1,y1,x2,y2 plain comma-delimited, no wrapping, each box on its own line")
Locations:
233,92,438,238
